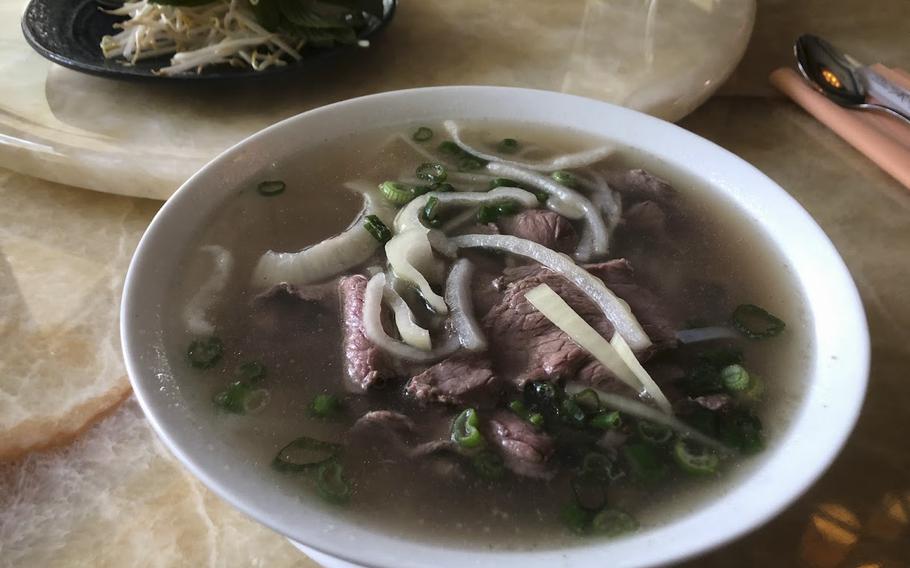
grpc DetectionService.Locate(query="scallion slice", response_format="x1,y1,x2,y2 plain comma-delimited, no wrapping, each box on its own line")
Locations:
257,180,286,196
316,459,352,504
721,364,750,392
310,394,343,419
551,170,578,188
416,163,447,184
187,336,223,369
589,410,622,430
637,420,673,445
497,138,520,154
732,304,786,339
213,381,269,414
471,451,505,480
363,214,392,244
412,126,434,142
272,436,341,472
591,509,639,537
673,438,720,475
235,361,266,383
451,408,485,449
379,181,416,205
572,388,601,413
561,502,592,534
423,196,440,226
622,443,667,483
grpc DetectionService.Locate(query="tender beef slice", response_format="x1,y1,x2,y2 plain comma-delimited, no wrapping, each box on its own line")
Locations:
497,210,579,254
406,353,500,407
583,259,679,347
486,410,555,480
339,275,394,393
348,410,457,461
484,268,615,388
694,394,733,411
621,200,667,234
604,168,676,203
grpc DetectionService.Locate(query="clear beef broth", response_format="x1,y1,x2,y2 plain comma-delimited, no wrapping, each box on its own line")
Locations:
164,121,811,549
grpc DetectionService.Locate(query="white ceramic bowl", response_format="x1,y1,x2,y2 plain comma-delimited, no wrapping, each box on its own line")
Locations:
121,87,869,568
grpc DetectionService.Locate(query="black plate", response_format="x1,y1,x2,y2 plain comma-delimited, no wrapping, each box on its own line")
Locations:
21,0,397,81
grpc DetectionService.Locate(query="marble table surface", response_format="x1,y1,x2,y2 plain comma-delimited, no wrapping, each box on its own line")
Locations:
2,1,910,567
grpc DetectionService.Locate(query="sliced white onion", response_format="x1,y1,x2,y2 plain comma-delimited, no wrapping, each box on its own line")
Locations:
485,162,609,260
676,326,740,344
363,273,458,362
443,120,614,172
394,187,540,234
564,383,730,453
445,259,487,351
386,230,448,314
525,284,671,414
183,245,233,336
251,181,396,287
384,281,432,351
449,234,652,351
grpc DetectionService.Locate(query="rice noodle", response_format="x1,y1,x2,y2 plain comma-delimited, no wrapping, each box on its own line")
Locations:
363,273,459,362
564,383,730,453
443,120,614,171
384,282,432,351
183,245,233,336
251,181,396,287
445,260,487,351
484,162,609,260
394,187,540,234
449,234,652,351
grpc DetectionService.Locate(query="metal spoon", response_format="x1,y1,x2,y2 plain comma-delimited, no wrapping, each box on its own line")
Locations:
794,34,910,125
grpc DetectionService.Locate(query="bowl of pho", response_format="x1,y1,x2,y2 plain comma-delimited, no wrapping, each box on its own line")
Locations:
121,86,869,568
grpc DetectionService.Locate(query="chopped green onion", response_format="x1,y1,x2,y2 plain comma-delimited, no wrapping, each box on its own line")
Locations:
422,196,440,225
673,438,720,475
412,126,434,142
719,408,765,454
310,394,343,419
471,451,505,480
379,181,416,205
488,177,522,190
590,410,622,430
732,304,786,339
637,420,673,445
531,189,550,203
438,140,460,155
476,199,522,223
257,180,286,196
572,388,601,413
524,381,560,420
560,398,587,428
316,459,352,504
623,443,667,482
187,336,223,369
363,214,392,244
509,400,545,428
591,509,639,537
561,502,592,534
416,163,447,183
721,364,750,392
213,381,269,414
529,413,545,427
451,408,485,449
437,140,488,171
497,138,520,154
234,361,266,384
572,474,607,511
551,170,578,188
273,436,341,472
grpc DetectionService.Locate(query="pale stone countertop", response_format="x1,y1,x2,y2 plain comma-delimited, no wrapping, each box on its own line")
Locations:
1,1,909,567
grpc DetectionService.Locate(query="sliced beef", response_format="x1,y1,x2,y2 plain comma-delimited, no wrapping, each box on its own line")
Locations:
406,353,500,407
694,394,734,411
348,410,457,459
339,275,394,393
604,168,676,203
486,410,555,480
498,209,579,254
484,267,613,387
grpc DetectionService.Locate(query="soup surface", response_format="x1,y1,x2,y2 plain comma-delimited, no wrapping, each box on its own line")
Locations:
164,121,811,548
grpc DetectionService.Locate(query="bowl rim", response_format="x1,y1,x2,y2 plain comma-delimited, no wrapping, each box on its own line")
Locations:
121,85,869,568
